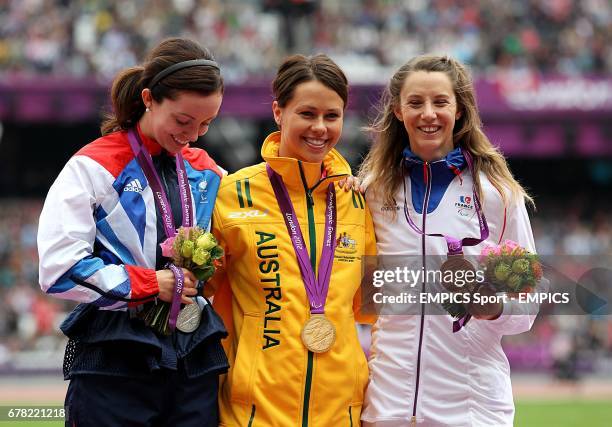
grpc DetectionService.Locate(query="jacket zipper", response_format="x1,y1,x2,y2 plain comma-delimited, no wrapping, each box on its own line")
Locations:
296,163,347,426
412,162,432,425
298,161,316,427
159,157,171,202
247,404,256,426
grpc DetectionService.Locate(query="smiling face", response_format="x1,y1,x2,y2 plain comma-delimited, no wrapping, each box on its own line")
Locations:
272,80,344,164
139,89,223,154
394,70,461,162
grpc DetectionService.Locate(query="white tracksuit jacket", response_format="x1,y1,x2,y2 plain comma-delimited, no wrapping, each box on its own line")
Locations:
362,150,538,427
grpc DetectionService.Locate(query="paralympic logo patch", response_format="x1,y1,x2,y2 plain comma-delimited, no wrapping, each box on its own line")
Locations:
455,195,474,217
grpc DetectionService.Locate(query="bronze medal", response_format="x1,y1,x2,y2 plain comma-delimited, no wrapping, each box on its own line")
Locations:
301,314,336,353
440,255,478,293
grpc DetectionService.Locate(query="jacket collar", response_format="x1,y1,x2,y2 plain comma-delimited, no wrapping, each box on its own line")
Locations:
136,123,166,157
402,145,466,170
401,146,467,214
261,132,350,190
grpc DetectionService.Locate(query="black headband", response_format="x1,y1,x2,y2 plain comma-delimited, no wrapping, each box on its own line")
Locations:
149,59,220,88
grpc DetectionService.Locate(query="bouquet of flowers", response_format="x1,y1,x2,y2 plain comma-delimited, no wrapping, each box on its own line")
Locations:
142,226,224,335
479,239,542,295
442,240,542,320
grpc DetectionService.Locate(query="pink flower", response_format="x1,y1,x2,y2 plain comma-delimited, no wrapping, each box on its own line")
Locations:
479,244,496,263
160,237,176,258
502,240,520,252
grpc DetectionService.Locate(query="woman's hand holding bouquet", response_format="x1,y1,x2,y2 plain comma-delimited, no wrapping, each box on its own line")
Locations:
142,226,223,335
442,240,542,325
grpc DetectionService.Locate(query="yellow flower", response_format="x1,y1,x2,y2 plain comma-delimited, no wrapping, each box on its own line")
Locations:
181,240,195,258
196,233,217,250
192,247,211,266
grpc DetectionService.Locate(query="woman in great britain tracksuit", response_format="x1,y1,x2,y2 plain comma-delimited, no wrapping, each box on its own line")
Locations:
358,55,540,426
37,38,228,426
211,54,377,426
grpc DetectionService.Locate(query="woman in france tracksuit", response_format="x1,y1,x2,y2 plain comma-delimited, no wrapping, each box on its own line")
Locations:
359,55,540,426
37,38,228,426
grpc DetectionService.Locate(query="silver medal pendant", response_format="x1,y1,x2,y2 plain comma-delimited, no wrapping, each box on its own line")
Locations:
176,298,202,333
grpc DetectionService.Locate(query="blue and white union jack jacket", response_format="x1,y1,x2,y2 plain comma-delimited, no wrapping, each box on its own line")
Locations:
38,127,223,311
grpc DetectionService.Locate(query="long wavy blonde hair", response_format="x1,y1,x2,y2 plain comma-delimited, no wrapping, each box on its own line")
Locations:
358,55,533,212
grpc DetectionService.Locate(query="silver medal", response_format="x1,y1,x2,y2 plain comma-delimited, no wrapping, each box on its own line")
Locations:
176,299,202,333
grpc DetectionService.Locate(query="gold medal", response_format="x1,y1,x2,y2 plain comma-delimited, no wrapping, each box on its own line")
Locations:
301,314,336,353
440,255,478,293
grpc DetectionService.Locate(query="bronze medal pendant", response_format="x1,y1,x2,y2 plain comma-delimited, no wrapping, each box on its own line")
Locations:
301,314,336,353
176,301,202,333
440,255,478,293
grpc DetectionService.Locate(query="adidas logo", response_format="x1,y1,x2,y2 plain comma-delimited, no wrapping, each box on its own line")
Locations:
123,179,143,193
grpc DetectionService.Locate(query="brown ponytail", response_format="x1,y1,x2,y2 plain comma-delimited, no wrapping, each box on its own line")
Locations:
100,38,223,135
101,66,145,135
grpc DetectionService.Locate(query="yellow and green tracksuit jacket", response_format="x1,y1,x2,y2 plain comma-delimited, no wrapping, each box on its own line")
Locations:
212,132,377,427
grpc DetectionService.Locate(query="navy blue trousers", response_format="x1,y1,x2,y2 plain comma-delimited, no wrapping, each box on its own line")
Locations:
64,368,219,427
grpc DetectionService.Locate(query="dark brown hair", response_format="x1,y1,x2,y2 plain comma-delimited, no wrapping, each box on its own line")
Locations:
101,38,223,135
272,54,348,108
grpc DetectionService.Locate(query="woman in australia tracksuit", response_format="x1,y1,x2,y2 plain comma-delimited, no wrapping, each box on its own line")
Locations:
358,55,541,427
211,54,377,426
37,38,228,426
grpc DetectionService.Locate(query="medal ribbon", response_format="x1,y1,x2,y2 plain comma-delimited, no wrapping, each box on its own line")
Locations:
127,128,193,234
402,149,489,332
167,264,184,330
266,164,336,314
402,148,489,255
127,128,193,331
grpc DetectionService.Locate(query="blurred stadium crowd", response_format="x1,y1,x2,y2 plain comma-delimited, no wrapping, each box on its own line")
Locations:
0,0,611,83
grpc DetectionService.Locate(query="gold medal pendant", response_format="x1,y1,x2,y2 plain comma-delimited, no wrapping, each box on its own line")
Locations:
301,314,336,353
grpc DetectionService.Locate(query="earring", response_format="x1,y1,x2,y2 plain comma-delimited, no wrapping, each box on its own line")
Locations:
146,107,150,112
